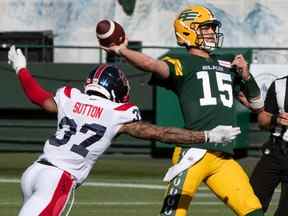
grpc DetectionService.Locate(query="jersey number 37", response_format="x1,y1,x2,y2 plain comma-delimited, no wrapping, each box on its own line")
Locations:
49,116,107,157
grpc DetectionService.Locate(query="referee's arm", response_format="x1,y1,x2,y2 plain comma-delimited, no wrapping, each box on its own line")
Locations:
258,81,277,129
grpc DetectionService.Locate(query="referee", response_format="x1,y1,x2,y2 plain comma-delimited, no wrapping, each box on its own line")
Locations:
250,75,288,216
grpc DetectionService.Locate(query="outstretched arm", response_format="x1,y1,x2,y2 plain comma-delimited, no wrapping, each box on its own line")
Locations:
118,121,241,144
8,46,57,113
119,121,205,144
101,38,170,79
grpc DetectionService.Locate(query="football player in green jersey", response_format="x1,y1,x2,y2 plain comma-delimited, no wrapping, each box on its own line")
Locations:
101,5,264,216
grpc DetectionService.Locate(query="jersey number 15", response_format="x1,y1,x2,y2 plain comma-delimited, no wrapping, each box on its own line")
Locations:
197,71,233,108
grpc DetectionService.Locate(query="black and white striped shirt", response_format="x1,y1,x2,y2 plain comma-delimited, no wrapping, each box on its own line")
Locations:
265,75,288,137
264,76,288,136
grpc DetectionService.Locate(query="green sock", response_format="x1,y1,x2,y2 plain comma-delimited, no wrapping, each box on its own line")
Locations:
246,209,264,216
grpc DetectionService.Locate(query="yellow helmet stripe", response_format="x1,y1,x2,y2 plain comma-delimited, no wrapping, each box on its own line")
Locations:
161,57,183,76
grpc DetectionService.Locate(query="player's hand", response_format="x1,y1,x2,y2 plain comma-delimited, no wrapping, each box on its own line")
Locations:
277,112,288,127
205,125,241,143
101,37,128,56
231,54,250,80
237,91,251,108
8,45,27,74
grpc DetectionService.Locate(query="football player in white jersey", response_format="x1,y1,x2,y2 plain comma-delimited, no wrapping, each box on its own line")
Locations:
8,45,241,216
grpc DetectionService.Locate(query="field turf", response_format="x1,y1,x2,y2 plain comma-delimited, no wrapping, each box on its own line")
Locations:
0,153,279,216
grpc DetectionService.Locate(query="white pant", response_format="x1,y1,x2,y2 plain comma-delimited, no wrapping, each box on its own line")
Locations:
19,161,76,216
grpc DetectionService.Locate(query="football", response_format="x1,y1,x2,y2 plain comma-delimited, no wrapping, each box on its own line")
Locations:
96,19,125,47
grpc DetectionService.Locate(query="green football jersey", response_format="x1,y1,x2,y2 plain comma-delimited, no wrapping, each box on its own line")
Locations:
150,52,244,154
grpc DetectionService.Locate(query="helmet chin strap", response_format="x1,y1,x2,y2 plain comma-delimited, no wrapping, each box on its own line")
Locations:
202,41,216,52
111,90,116,102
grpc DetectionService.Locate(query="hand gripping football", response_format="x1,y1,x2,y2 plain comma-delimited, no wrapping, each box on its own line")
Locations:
96,19,125,47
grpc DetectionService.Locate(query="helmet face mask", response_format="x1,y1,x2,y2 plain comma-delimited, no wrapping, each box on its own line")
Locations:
197,22,224,52
174,5,224,52
84,64,130,103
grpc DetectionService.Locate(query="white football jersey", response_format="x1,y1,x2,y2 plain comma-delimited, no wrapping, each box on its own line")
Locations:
38,86,141,184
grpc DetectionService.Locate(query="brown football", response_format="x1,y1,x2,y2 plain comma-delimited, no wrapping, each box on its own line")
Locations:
96,19,125,47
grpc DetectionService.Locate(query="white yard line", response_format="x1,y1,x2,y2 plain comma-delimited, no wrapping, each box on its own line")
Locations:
0,201,221,206
0,178,209,191
0,178,19,183
0,177,281,193
84,181,166,189
0,201,280,206
0,177,279,207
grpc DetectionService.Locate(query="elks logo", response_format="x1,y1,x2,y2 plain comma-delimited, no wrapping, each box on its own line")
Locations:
179,10,199,21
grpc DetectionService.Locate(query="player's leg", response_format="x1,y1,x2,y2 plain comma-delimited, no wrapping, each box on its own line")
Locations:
160,151,217,216
160,153,210,215
273,146,288,216
18,162,75,216
206,156,263,216
20,162,40,205
160,166,204,216
274,176,288,215
250,153,281,212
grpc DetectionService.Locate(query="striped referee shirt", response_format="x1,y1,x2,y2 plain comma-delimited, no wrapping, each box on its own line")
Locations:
265,75,288,137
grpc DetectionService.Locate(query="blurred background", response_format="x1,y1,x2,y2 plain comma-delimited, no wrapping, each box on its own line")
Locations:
0,0,287,215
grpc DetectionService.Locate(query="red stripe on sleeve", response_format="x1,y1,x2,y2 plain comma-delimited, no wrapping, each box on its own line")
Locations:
64,86,72,98
114,103,135,111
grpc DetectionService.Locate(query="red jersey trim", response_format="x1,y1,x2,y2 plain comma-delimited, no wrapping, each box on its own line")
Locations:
64,86,72,98
114,103,135,111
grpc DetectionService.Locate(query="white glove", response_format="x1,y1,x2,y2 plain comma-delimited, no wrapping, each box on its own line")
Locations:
205,125,241,144
8,45,27,74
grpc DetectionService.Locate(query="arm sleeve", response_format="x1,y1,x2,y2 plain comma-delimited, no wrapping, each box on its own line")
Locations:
148,56,181,91
239,74,261,100
18,68,53,107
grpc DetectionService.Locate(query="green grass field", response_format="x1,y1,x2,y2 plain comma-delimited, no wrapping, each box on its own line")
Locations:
0,153,280,216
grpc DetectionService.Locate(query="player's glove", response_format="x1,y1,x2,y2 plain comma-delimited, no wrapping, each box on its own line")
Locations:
8,45,27,74
205,125,241,143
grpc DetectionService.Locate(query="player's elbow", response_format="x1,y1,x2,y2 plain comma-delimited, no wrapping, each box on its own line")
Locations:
142,59,169,78
141,58,157,71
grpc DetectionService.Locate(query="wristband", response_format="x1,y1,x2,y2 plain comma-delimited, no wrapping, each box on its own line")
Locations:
204,131,209,143
242,75,260,99
249,97,264,110
204,131,207,142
